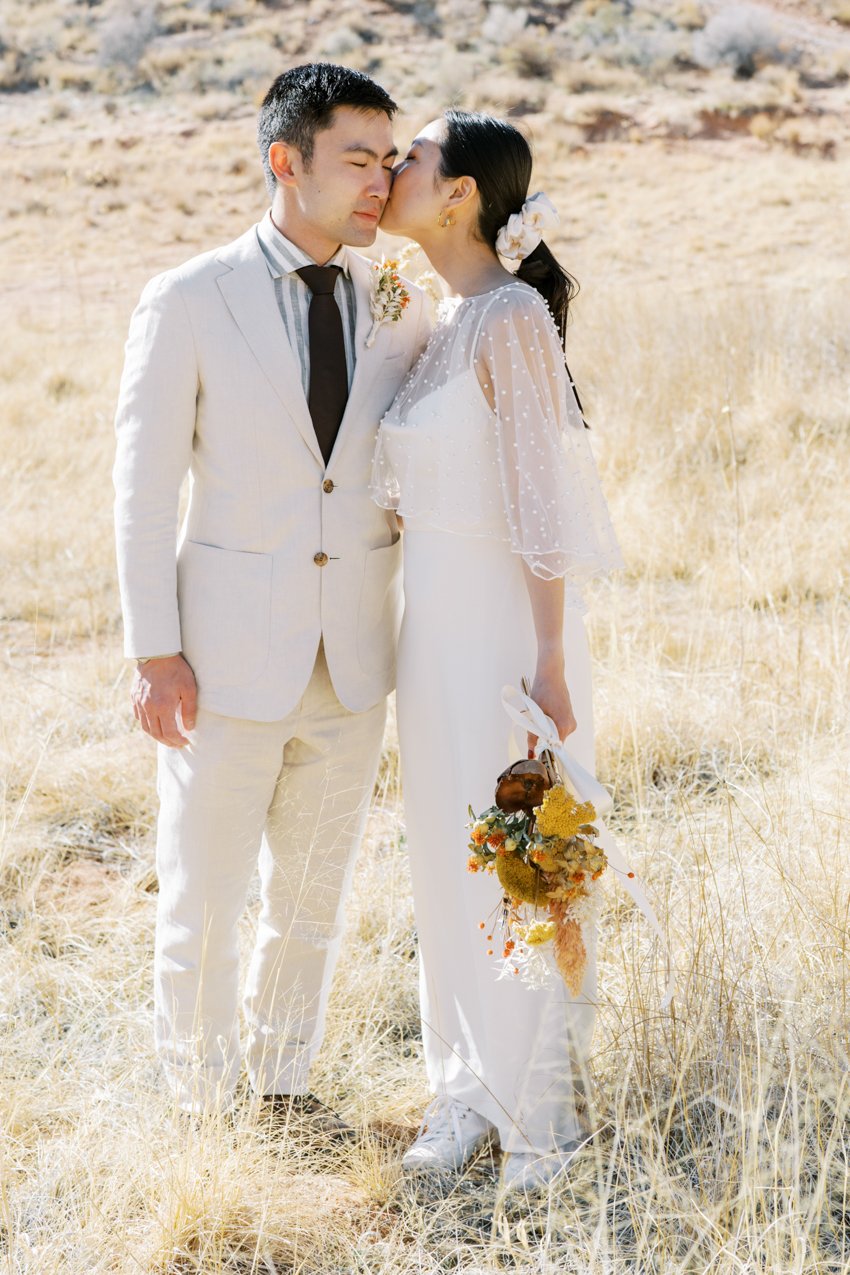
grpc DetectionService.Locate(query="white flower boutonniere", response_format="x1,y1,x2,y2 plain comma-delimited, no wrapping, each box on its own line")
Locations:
365,258,411,348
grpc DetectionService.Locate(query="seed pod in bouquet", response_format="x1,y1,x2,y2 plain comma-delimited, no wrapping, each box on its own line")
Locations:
494,749,558,815
495,850,548,906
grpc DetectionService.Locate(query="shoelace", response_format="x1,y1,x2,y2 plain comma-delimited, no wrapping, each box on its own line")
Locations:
415,1095,471,1148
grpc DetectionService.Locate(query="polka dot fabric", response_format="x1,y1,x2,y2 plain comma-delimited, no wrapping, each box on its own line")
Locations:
370,280,624,596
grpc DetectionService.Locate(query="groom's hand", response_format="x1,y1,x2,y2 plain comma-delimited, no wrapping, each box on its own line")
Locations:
132,654,197,748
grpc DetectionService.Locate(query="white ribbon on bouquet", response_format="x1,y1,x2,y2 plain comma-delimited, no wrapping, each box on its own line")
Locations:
502,684,676,1009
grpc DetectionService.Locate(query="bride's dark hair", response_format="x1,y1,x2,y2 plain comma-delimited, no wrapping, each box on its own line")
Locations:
436,109,579,350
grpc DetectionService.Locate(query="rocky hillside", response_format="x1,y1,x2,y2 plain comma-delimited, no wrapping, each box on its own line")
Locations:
2,0,849,147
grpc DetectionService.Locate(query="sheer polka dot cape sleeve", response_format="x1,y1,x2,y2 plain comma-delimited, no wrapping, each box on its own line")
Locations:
370,426,401,510
473,287,624,582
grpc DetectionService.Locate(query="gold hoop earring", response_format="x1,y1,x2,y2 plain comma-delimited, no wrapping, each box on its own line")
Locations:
437,209,455,228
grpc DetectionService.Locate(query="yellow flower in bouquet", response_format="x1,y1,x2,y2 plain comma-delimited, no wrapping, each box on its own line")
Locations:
522,920,557,946
534,786,596,841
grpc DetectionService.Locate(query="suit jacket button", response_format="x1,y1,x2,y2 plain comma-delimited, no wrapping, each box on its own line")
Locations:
322,479,334,494
313,551,329,567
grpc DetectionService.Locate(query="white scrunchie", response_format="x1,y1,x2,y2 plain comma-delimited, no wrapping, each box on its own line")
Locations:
495,191,559,261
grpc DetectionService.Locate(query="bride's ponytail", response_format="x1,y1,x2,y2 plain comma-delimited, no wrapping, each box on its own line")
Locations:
517,241,587,424
515,240,578,350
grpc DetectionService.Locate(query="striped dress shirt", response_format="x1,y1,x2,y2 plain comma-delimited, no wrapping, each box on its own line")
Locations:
256,211,358,395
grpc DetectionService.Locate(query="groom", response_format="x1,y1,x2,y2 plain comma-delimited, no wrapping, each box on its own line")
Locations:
113,63,430,1125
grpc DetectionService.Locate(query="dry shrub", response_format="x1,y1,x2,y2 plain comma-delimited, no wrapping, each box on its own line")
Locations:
145,1159,367,1272
0,33,38,92
317,25,367,59
672,0,705,31
567,12,692,74
501,30,556,79
481,3,529,46
187,37,290,94
98,1,158,71
693,5,798,79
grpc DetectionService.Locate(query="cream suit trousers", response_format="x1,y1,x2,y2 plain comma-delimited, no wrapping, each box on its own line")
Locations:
153,642,386,1112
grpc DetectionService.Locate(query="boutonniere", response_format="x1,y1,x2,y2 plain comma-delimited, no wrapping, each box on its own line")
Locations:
365,258,411,348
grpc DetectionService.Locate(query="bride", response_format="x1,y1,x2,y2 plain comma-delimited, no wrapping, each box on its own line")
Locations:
370,110,623,1194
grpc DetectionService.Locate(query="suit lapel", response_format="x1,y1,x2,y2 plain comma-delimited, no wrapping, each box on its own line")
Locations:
215,229,323,466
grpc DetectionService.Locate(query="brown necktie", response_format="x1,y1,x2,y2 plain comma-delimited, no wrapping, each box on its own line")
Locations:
296,265,348,464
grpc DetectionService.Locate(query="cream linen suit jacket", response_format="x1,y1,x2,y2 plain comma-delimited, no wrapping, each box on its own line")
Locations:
113,224,431,721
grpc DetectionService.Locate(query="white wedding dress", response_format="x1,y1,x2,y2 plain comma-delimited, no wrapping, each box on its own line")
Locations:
371,280,623,1154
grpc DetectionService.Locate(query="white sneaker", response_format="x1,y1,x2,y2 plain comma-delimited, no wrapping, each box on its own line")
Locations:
402,1096,494,1174
501,1144,579,1196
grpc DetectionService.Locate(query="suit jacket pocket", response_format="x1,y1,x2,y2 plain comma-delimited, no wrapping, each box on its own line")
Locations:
374,350,406,374
357,539,402,677
368,353,410,421
178,539,272,688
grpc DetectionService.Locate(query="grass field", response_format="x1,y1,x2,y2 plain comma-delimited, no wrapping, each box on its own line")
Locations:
1,2,849,1268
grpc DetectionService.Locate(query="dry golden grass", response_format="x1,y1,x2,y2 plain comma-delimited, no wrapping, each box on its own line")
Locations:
1,27,849,1274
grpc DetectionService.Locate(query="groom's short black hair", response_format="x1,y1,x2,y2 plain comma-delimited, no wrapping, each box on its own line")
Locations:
257,63,398,196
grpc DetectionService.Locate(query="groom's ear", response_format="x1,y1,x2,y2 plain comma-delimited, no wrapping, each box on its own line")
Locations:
268,141,300,188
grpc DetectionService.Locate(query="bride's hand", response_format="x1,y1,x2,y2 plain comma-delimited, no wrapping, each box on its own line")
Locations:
527,665,577,756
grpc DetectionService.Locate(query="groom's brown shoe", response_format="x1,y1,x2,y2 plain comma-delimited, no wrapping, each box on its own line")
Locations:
258,1092,356,1143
